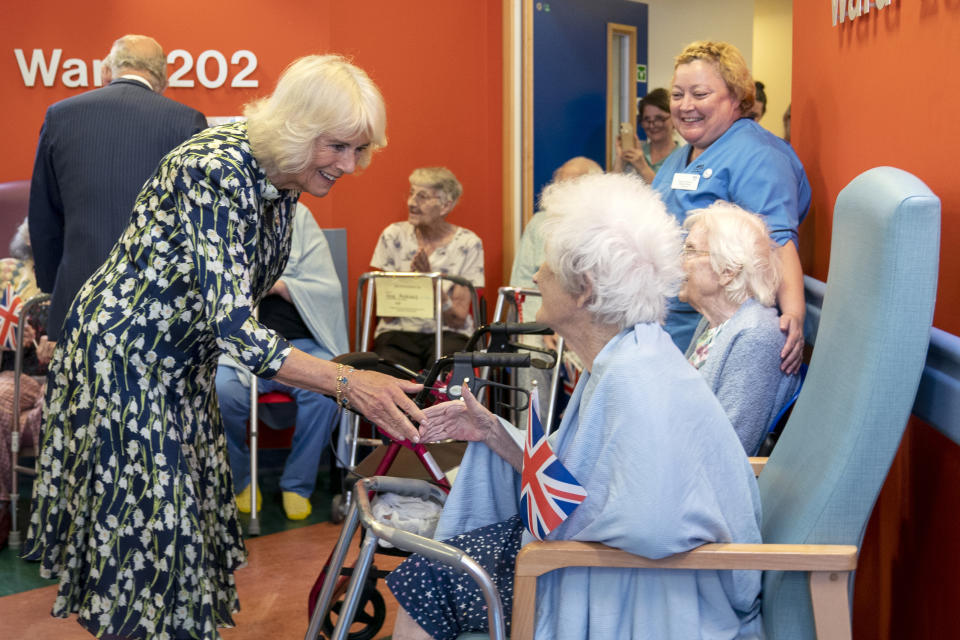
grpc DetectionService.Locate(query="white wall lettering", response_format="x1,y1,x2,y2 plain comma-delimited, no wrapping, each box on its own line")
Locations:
15,48,62,87
833,0,894,26
61,58,88,88
12,48,259,89
230,50,258,88
167,49,195,88
167,48,259,89
195,50,228,89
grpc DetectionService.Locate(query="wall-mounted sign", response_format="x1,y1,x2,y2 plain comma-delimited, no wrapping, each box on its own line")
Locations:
636,63,647,83
832,0,894,26
13,48,259,89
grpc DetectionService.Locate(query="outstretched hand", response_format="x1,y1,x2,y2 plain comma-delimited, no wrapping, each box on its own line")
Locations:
419,384,499,444
779,312,805,375
346,369,424,442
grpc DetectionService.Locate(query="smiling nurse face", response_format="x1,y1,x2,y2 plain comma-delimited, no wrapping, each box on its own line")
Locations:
670,59,741,154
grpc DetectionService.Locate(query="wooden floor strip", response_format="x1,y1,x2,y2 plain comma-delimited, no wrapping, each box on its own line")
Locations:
0,522,404,639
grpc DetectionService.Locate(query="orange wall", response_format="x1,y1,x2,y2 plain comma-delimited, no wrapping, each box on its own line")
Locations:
793,4,960,638
2,1,503,337
793,1,959,334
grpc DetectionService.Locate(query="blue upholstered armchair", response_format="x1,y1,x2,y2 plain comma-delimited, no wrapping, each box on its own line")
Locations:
511,167,941,639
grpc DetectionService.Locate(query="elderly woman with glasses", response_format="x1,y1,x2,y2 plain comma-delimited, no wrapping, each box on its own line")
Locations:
652,41,811,376
682,201,802,455
369,166,484,372
614,87,678,183
386,173,763,640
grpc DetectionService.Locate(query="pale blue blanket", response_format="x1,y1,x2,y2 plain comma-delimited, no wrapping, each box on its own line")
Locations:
435,323,764,639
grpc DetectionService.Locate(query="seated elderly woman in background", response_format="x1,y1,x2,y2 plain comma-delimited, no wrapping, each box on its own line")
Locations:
682,202,802,455
0,219,55,548
386,173,763,640
370,167,484,372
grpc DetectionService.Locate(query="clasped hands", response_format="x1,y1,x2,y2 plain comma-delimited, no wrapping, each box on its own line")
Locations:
417,384,498,445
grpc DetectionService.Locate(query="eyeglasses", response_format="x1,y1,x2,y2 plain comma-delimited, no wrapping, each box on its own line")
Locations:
682,243,710,258
409,189,440,205
641,115,671,126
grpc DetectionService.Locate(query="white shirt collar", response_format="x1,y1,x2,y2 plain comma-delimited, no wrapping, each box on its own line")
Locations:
118,74,154,91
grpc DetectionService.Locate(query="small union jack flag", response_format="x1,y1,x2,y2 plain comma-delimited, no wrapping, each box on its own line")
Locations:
560,357,582,397
519,389,587,540
0,284,23,350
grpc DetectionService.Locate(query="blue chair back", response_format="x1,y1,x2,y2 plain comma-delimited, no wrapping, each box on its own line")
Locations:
321,228,349,325
758,167,940,639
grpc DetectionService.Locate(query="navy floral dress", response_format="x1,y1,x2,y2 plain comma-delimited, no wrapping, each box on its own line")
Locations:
22,122,298,639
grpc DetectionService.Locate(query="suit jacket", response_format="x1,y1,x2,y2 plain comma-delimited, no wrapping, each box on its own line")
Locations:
28,78,207,340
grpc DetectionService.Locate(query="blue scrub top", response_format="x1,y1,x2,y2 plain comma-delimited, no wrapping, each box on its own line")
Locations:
652,118,811,351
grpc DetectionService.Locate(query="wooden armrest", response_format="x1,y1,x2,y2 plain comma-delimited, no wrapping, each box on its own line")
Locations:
749,457,768,475
515,541,857,576
512,542,857,640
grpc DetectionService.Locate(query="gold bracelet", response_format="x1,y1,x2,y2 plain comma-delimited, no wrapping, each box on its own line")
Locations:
335,364,354,409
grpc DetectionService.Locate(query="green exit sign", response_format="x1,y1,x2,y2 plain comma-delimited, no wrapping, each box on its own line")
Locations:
636,64,647,83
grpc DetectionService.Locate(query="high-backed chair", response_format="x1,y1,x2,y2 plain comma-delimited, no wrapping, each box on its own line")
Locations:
511,167,941,639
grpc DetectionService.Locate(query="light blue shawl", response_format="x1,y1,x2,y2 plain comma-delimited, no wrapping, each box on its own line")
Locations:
435,323,764,639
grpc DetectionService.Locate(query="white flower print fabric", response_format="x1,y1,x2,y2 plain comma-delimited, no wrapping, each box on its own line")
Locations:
22,122,297,639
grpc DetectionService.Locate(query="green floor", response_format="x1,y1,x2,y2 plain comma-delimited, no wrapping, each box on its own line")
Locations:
1,451,344,597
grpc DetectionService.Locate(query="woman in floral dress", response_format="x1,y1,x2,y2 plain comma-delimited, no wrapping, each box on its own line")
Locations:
22,54,425,639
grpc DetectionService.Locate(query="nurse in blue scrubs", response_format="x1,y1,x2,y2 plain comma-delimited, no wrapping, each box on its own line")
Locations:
652,40,810,374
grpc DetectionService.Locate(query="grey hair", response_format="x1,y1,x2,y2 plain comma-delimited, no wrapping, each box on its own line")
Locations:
409,167,462,205
244,54,387,178
9,217,31,261
538,173,684,328
105,35,167,91
683,201,782,306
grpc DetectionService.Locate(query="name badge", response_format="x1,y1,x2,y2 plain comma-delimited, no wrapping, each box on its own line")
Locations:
671,172,701,191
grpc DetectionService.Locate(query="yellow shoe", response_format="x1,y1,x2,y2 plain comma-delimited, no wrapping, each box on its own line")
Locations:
283,491,312,520
236,484,263,514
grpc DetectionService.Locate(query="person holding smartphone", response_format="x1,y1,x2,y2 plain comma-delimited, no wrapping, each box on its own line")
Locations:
614,88,678,183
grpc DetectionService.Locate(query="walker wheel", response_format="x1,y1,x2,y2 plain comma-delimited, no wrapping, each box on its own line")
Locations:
320,580,386,640
331,493,346,524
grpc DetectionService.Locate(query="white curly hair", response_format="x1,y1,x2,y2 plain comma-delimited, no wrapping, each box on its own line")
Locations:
538,172,684,327
683,201,782,307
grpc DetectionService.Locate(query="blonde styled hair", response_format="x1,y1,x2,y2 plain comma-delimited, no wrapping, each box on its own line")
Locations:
245,54,387,177
409,167,462,205
675,41,755,115
538,173,684,328
683,202,782,307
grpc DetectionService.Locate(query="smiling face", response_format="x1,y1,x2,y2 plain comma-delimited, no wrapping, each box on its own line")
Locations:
640,103,674,145
678,223,722,311
407,183,452,230
280,133,370,197
670,59,742,151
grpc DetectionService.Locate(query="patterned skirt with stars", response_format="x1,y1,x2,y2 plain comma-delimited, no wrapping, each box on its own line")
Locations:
386,515,524,640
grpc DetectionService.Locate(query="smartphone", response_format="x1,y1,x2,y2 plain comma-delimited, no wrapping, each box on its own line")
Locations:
619,122,635,150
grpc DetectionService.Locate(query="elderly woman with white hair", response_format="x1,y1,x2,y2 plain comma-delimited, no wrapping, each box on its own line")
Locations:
23,55,426,639
682,202,802,455
370,166,484,372
387,173,763,640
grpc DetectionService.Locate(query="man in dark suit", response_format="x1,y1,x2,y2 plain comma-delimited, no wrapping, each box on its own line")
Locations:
28,34,207,341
